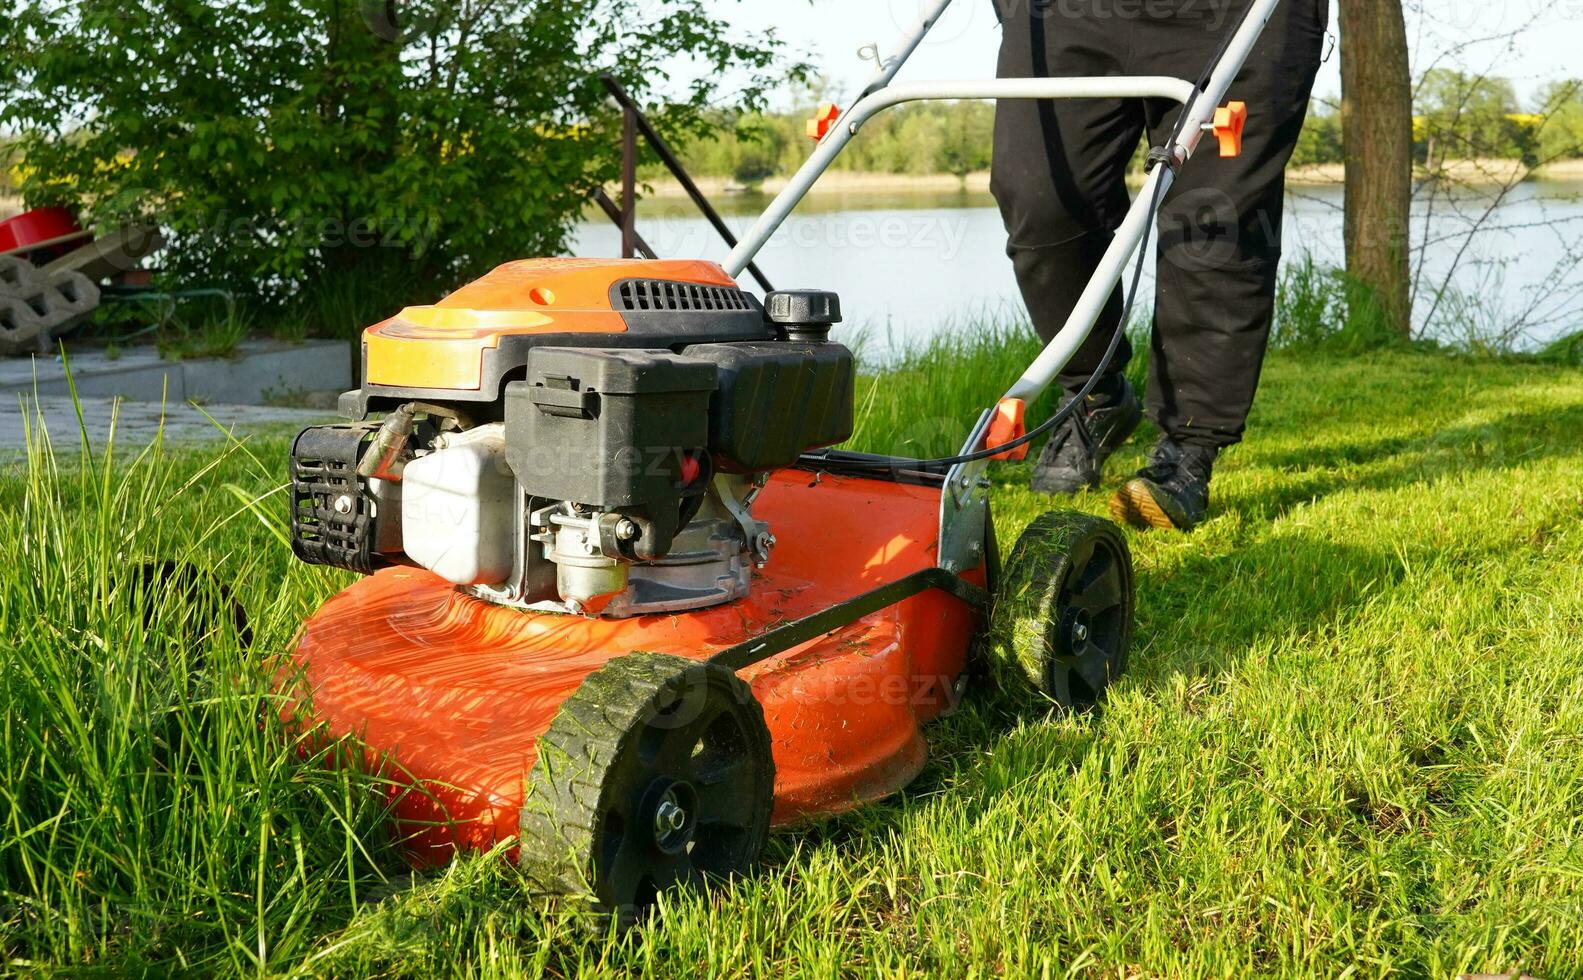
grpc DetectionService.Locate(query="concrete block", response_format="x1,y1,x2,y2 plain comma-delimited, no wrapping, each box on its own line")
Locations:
0,254,40,292
0,268,101,355
182,340,353,404
45,271,100,321
0,295,47,354
42,225,164,283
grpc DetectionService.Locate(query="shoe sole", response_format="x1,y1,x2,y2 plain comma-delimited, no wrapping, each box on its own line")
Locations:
1109,479,1181,531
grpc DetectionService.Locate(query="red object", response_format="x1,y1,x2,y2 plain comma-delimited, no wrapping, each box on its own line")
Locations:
678,452,702,486
0,206,84,254
806,102,842,142
290,468,983,863
1212,102,1248,158
984,397,1029,461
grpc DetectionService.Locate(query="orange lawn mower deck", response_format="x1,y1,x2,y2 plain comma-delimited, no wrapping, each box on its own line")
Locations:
281,0,1287,924
294,467,983,855
285,256,1135,926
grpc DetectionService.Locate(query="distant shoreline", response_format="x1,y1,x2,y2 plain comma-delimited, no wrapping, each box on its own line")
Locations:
628,158,1583,199
8,158,1579,222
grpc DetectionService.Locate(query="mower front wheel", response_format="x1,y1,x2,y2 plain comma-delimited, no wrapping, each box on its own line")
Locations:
519,652,774,930
989,511,1135,710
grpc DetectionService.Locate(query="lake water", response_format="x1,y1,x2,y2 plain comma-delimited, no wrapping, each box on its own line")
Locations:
571,179,1583,361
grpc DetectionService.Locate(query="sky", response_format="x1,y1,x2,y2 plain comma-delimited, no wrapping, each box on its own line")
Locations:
706,0,1581,109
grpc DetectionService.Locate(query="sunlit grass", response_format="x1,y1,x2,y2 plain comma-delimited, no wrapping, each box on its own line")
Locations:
0,404,394,973
4,330,1583,975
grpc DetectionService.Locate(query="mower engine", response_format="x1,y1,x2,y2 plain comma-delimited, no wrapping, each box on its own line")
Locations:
289,259,854,618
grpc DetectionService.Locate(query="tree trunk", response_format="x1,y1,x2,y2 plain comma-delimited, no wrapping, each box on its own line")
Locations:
1339,0,1413,336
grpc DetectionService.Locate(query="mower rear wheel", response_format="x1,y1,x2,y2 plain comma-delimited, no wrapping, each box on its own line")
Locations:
519,652,774,929
989,511,1134,709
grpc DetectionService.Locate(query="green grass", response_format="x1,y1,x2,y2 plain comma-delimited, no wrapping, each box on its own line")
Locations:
5,337,1583,976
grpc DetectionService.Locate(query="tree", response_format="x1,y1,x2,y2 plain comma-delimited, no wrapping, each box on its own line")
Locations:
1339,0,1414,336
1290,101,1344,168
937,102,994,183
1416,69,1523,165
1534,80,1583,163
0,0,798,323
728,114,792,189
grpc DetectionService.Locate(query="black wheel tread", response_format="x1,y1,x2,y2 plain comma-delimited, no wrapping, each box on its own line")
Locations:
986,511,1135,708
519,651,773,923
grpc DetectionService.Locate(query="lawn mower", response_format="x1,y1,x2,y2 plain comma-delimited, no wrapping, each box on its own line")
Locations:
286,0,1282,925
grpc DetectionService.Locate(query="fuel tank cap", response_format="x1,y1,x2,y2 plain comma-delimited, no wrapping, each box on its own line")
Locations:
764,289,841,342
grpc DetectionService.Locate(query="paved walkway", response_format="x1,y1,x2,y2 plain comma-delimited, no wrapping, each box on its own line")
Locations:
1,394,332,455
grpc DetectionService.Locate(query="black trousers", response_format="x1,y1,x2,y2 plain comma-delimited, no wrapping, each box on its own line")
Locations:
990,0,1327,448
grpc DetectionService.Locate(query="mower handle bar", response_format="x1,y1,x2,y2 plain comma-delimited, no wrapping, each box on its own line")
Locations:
721,74,1195,281
722,0,1284,415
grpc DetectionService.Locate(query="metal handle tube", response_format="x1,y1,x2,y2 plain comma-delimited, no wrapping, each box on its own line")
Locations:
857,0,956,98
723,76,1195,278
719,0,954,279
1001,164,1170,401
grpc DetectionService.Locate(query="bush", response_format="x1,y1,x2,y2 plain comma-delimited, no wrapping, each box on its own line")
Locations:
0,0,801,321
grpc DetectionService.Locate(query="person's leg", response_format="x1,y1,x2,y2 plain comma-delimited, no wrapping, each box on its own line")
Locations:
1110,0,1328,530
990,1,1148,492
990,0,1144,389
1139,0,1329,449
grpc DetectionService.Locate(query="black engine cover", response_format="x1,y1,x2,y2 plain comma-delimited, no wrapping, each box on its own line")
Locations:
502,339,855,551
683,341,854,473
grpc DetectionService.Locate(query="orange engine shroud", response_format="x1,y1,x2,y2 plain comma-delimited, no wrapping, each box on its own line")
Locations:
362,258,739,391
291,469,981,865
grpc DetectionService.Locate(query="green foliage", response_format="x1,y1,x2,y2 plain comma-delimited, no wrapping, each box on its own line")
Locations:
1538,325,1583,367
935,101,995,179
0,0,800,317
1271,253,1414,353
1291,101,1343,167
0,136,19,195
670,101,997,183
841,103,994,178
1533,79,1583,165
845,318,1049,459
1415,69,1530,163
152,294,254,361
0,416,396,971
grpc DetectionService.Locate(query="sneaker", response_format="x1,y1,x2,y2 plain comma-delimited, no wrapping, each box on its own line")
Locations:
1029,377,1142,494
1109,437,1216,531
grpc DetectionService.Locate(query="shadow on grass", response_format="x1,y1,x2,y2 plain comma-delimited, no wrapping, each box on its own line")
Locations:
1227,403,1583,525
773,529,1398,862
829,404,1583,848
1129,536,1399,681
789,408,1583,860
758,397,1583,885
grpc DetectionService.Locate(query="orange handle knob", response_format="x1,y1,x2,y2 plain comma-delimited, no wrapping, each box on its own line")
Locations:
1211,101,1247,158
985,397,1029,461
806,102,841,142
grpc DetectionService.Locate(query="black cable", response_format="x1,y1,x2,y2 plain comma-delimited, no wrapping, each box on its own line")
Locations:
835,2,1257,474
